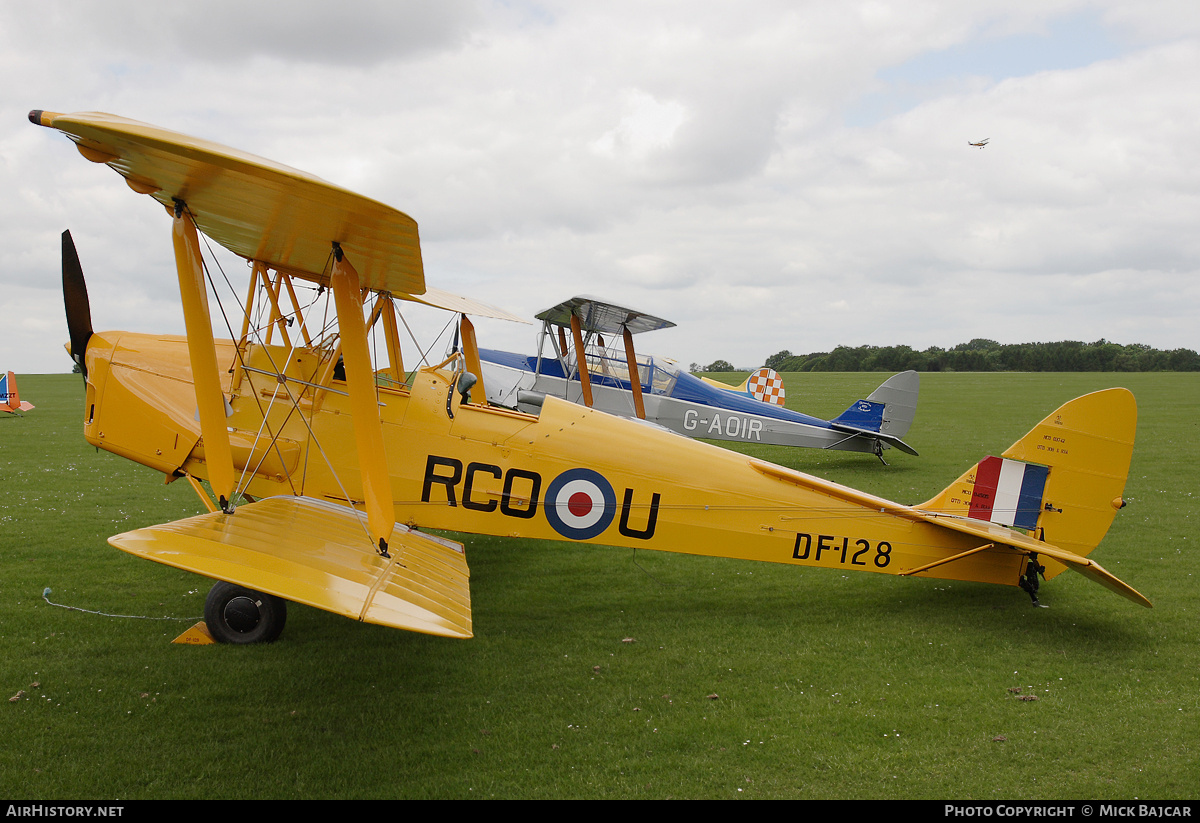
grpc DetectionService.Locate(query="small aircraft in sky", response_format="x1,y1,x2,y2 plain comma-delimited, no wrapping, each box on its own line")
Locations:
29,109,1149,644
478,295,920,461
968,138,990,148
0,372,34,415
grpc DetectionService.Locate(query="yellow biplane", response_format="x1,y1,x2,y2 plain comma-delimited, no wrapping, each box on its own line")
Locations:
30,109,1149,644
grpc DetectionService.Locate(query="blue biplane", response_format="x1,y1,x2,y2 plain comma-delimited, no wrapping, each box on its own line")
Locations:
479,296,919,460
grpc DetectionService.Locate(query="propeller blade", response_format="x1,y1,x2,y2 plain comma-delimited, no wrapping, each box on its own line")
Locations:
61,230,94,379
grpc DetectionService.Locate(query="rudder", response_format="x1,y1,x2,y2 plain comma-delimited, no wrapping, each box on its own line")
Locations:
867,370,919,438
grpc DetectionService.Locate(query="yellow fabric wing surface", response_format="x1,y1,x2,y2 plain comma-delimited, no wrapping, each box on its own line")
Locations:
38,111,424,295
412,286,530,323
108,496,472,638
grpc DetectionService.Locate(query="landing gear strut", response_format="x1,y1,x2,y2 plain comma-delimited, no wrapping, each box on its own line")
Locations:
1019,554,1048,608
204,581,288,644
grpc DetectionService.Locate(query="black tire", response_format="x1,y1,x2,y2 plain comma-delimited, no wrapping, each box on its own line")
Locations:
204,581,288,644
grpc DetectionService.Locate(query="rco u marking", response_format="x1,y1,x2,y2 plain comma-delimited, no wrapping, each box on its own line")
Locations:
422,455,661,541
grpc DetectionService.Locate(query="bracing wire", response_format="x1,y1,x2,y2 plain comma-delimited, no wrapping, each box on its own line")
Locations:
42,588,200,621
185,217,378,548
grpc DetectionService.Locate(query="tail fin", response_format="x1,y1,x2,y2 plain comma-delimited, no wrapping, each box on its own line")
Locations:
0,371,34,413
830,370,920,435
867,370,919,438
827,371,920,455
745,367,786,406
919,388,1136,578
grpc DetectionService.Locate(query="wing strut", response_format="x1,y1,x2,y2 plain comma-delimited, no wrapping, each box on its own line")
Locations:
330,243,395,556
569,313,594,407
459,314,487,403
172,203,236,510
556,326,570,369
622,326,646,419
375,294,405,386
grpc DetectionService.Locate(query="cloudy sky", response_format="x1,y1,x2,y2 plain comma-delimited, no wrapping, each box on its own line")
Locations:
3,0,1199,374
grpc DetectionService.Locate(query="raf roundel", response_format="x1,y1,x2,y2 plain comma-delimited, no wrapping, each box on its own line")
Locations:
544,468,617,540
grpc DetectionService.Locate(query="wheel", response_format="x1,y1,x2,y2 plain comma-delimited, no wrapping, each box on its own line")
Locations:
204,581,288,644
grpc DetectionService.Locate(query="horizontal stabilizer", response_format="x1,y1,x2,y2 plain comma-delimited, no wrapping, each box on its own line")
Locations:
109,496,472,638
906,507,1151,608
828,419,920,455
1032,542,1152,608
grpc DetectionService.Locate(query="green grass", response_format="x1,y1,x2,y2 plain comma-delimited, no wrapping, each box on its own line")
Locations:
2,372,1197,798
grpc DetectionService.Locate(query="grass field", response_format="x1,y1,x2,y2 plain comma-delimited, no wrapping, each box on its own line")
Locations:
2,371,1197,799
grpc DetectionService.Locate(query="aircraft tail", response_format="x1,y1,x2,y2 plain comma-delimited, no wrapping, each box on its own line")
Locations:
0,371,34,413
918,388,1136,578
830,371,919,435
827,371,920,455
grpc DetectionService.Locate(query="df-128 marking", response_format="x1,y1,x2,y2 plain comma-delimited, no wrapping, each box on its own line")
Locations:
792,532,892,568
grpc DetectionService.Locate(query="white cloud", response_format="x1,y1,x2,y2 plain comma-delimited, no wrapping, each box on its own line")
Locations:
591,89,687,163
2,0,1198,375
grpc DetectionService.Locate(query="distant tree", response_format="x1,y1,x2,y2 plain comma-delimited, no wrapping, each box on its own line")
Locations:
922,346,946,372
704,359,735,372
1167,349,1200,370
749,340,1198,372
764,350,793,370
954,338,1000,352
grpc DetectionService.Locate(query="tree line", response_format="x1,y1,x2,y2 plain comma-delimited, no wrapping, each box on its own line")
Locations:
697,339,1200,373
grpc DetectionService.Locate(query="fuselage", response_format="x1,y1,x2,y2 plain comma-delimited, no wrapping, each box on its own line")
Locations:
80,329,1026,588
479,347,886,453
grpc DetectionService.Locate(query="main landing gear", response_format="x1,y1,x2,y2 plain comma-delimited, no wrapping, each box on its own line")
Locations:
204,581,288,644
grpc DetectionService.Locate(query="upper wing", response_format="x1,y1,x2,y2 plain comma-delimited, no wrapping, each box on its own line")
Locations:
409,286,530,323
535,295,675,335
31,110,424,296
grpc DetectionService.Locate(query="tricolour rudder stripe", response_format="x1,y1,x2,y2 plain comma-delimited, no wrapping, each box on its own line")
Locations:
1011,461,1049,530
967,456,1048,530
967,455,1003,523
